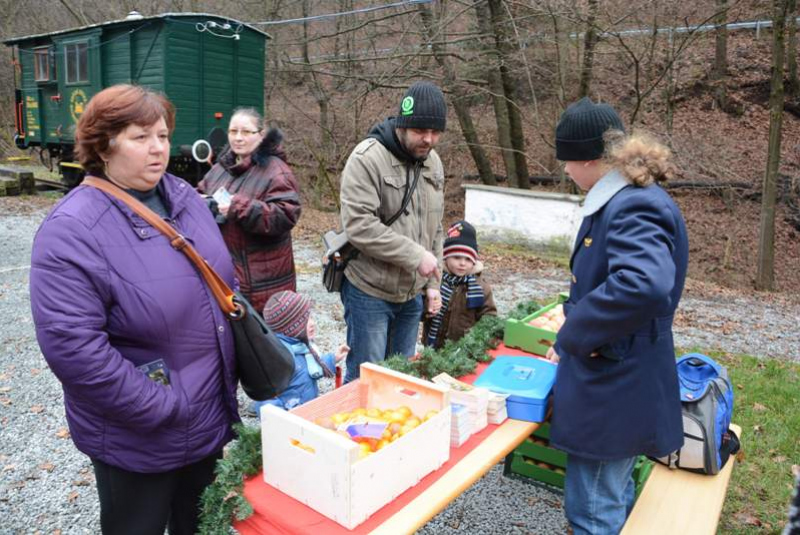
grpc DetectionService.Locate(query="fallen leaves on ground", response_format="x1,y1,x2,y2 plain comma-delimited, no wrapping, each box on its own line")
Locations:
733,512,762,527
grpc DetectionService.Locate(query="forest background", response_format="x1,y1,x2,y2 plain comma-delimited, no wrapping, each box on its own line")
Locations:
0,0,799,295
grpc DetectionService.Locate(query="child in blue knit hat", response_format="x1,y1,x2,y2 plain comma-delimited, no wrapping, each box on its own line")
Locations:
247,291,348,417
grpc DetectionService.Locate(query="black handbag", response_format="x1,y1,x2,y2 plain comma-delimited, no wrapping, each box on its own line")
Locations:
322,162,423,292
83,176,295,401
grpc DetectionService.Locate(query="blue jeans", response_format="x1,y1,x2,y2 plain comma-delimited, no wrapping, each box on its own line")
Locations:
564,454,637,535
341,277,423,383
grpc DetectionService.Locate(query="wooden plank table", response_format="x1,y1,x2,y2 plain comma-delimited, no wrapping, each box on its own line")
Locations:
368,418,539,534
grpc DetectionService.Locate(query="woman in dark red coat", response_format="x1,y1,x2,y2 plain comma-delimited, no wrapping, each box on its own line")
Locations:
199,108,301,314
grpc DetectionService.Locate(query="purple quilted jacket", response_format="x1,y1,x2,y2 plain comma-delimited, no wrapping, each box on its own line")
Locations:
30,174,239,473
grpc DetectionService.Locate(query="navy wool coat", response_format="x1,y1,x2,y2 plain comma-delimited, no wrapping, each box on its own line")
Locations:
550,182,688,461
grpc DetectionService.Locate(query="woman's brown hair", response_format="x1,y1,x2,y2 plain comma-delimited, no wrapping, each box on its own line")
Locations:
75,84,176,176
604,130,676,187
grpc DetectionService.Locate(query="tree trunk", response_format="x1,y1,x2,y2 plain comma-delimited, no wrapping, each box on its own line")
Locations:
665,32,677,137
712,0,729,109
475,1,517,183
578,0,599,98
551,11,569,105
302,0,332,155
417,3,495,185
787,0,798,95
487,0,529,189
263,0,282,113
757,0,788,291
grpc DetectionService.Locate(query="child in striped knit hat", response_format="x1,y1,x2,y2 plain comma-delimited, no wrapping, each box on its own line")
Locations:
247,291,349,417
422,220,497,349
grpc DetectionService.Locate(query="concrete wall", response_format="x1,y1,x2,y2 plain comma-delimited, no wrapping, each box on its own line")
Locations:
463,184,583,253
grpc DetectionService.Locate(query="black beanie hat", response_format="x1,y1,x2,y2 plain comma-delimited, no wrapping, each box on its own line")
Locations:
555,97,625,161
443,220,478,263
395,81,447,131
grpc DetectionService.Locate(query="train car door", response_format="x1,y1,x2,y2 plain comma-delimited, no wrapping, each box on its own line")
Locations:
32,45,61,146
54,30,101,144
18,45,53,146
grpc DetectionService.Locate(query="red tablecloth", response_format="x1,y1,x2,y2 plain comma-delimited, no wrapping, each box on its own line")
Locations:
234,344,543,534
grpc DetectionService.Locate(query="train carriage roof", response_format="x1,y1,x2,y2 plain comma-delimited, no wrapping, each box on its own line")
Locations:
3,12,270,45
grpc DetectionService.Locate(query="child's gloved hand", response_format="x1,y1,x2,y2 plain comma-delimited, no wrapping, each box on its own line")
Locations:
335,344,350,363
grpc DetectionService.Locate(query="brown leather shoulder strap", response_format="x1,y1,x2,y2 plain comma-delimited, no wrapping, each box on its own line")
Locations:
82,176,239,317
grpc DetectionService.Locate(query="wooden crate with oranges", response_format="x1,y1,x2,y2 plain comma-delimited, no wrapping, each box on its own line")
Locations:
260,363,451,530
503,292,569,356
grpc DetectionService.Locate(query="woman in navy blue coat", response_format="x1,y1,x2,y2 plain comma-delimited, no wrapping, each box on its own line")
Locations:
546,98,688,535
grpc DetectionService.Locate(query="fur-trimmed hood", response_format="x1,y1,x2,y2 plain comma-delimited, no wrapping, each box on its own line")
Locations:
218,128,287,171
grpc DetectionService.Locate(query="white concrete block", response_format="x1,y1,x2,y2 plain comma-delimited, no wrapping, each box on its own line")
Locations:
463,184,584,253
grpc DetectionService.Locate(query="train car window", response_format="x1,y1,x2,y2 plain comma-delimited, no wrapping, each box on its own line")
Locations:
34,48,50,82
65,42,88,84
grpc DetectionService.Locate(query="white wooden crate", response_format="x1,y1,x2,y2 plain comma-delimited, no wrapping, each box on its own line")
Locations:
261,363,451,530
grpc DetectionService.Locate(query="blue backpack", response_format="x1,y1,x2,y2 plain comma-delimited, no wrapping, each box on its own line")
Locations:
653,353,740,475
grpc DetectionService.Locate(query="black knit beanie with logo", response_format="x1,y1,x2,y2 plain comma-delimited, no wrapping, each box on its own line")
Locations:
555,97,625,161
395,81,447,131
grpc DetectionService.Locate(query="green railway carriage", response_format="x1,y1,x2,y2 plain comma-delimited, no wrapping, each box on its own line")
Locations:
4,12,269,185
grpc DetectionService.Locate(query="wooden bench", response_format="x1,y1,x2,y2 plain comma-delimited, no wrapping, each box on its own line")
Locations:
621,424,742,535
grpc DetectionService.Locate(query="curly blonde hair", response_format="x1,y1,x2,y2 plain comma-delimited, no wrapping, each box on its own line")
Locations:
604,130,676,187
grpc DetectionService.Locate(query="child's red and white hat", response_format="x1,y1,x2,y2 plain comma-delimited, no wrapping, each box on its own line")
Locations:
443,220,478,263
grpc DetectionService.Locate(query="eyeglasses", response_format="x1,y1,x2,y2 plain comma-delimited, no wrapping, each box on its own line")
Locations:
228,129,262,137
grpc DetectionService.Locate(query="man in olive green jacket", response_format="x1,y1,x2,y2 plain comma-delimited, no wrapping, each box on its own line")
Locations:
339,81,446,382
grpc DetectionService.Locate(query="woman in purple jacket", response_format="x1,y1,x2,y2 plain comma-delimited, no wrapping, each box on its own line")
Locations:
29,85,239,535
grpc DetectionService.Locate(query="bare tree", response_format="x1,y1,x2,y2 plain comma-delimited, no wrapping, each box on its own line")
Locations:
486,0,529,189
712,0,729,109
578,0,599,98
301,0,332,156
58,0,90,25
757,0,789,291
610,6,723,125
418,1,495,185
787,0,798,96
475,0,516,184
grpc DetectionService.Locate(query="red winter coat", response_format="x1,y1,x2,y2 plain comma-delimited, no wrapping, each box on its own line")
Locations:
199,129,301,314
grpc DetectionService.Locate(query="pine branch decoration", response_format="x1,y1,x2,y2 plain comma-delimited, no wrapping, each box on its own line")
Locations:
383,299,540,379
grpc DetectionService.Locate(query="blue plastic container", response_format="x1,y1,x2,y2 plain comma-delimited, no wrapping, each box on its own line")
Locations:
474,356,557,423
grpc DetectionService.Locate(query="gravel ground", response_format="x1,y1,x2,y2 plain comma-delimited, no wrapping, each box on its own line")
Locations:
1,201,798,534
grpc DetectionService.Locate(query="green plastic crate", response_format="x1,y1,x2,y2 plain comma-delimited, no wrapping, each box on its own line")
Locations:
506,421,652,499
515,437,568,468
533,422,551,440
632,456,654,498
505,452,566,489
503,292,568,356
